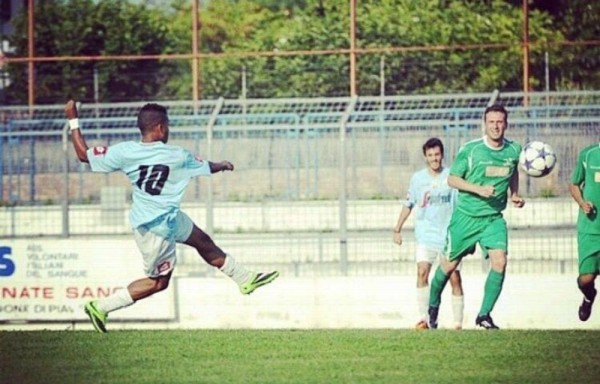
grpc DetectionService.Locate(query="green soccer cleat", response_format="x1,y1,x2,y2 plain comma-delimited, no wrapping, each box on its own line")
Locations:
240,271,280,295
84,301,108,333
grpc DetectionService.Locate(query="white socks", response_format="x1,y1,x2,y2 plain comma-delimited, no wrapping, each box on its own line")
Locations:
96,288,134,314
452,294,464,328
220,254,252,286
418,286,463,328
417,286,429,321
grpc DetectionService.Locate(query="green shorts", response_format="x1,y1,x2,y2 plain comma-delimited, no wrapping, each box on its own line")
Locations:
445,210,507,262
578,232,600,275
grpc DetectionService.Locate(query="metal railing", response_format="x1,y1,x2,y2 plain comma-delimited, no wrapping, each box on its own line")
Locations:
1,91,598,275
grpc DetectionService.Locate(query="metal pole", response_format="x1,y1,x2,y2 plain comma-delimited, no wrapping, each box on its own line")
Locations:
544,51,550,93
545,51,550,130
349,0,357,96
27,0,34,109
29,139,35,202
62,121,70,237
242,65,247,100
192,0,200,103
205,97,224,236
192,0,201,198
339,96,357,275
93,66,99,103
378,56,385,194
522,0,529,106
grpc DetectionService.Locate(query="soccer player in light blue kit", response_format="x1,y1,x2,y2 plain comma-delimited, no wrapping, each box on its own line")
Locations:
393,138,464,330
65,100,279,333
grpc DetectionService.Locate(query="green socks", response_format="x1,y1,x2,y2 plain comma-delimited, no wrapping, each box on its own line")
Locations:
429,267,450,308
479,270,505,316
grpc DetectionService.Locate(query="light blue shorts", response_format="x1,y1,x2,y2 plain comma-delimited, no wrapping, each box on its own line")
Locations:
133,210,194,277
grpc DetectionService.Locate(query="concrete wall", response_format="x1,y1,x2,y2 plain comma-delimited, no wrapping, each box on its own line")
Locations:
3,274,598,331
170,274,600,330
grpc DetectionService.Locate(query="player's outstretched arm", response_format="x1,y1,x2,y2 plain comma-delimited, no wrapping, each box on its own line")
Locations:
209,161,234,173
65,100,90,163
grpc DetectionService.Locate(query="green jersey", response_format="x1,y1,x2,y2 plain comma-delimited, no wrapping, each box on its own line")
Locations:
571,143,600,234
450,137,521,217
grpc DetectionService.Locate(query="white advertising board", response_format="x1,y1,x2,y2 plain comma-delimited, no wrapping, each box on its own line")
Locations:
0,239,175,322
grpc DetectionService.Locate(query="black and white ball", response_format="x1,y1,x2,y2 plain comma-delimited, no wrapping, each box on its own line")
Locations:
519,141,557,177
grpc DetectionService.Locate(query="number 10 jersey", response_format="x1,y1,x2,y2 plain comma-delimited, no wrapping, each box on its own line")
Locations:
86,141,211,229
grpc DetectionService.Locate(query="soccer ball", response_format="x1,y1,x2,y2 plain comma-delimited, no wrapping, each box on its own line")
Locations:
518,141,557,177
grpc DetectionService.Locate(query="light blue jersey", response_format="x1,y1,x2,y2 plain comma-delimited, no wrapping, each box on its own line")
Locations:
404,167,455,250
87,141,211,228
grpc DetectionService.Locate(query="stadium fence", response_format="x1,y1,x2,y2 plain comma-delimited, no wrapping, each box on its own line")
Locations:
0,90,598,276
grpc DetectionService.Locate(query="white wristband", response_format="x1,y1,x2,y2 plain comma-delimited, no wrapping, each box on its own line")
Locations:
68,118,80,130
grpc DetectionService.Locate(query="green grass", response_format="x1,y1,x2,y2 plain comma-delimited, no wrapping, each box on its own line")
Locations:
1,329,599,384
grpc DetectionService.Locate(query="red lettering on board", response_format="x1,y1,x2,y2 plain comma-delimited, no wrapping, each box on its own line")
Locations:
1,286,54,299
65,286,123,299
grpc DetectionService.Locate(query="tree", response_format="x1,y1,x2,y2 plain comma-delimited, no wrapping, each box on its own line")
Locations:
2,0,593,103
357,0,563,95
542,0,599,90
5,0,176,104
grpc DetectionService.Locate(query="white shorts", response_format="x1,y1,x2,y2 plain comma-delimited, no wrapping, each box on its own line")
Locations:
415,244,462,271
133,210,194,278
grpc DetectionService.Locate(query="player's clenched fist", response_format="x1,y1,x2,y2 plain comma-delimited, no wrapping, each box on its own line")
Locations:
65,100,78,119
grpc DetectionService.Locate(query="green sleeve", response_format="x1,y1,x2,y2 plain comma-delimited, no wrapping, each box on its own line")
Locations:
450,146,469,178
570,147,586,186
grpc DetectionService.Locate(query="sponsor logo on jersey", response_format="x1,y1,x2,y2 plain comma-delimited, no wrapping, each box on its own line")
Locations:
420,191,452,207
485,166,509,177
93,146,108,156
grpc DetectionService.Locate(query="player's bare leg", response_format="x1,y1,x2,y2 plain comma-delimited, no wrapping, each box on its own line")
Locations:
184,225,279,294
84,273,168,333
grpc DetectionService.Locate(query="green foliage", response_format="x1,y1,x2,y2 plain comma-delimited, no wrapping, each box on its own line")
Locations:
2,0,595,102
1,330,599,383
6,0,176,103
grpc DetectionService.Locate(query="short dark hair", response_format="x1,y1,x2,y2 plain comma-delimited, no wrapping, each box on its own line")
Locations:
422,137,444,156
483,104,508,122
137,103,168,134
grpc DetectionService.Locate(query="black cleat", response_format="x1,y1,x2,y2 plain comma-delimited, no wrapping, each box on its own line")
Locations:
475,314,500,330
579,289,596,322
428,306,439,329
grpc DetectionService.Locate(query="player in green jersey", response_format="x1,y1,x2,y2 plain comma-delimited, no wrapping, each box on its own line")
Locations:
569,143,600,322
427,104,525,330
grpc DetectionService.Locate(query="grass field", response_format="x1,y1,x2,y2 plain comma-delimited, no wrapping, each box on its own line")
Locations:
1,329,599,384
